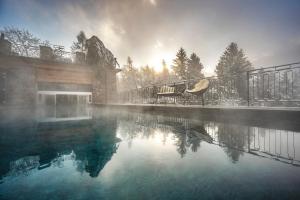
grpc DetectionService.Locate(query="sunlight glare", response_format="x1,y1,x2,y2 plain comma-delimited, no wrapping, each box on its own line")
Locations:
149,51,173,72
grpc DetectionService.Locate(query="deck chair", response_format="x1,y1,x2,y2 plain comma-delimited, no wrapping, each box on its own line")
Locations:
185,79,209,105
157,85,182,103
157,85,176,96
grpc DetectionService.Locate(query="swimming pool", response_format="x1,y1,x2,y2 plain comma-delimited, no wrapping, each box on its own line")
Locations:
1,106,300,200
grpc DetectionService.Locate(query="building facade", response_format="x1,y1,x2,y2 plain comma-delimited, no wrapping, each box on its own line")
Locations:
0,34,120,107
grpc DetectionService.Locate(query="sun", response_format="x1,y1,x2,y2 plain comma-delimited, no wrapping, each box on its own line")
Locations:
149,0,157,6
150,51,173,72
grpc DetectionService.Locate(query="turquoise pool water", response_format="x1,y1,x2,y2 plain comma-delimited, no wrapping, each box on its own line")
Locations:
1,106,300,200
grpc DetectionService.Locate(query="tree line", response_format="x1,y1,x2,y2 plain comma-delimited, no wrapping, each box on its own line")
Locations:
0,26,71,62
119,43,253,92
0,27,254,97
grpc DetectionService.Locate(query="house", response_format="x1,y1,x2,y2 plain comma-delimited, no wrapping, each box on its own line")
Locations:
0,33,120,107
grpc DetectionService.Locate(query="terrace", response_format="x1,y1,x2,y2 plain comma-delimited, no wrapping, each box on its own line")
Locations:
106,62,300,131
1,1,300,198
118,62,300,107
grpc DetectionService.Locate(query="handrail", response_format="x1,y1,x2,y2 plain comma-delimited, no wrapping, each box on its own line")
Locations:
119,61,300,107
248,62,300,73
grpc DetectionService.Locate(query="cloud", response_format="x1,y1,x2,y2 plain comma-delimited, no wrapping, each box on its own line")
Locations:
2,0,300,74
149,0,157,6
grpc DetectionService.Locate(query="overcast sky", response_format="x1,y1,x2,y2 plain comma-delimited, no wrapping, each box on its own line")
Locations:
0,0,300,74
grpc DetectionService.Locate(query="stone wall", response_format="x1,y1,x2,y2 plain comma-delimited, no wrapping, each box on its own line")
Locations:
92,67,117,104
106,69,117,103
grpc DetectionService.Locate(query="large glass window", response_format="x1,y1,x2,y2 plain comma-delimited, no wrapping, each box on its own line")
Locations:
78,95,87,104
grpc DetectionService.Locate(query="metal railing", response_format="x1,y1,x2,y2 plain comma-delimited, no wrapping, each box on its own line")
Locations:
118,113,300,166
247,62,300,106
118,62,300,107
9,43,74,63
205,122,299,166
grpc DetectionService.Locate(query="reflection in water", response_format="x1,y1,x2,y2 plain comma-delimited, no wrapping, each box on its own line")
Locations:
1,107,300,181
115,111,300,166
216,124,248,162
1,107,300,200
0,107,119,180
37,104,92,122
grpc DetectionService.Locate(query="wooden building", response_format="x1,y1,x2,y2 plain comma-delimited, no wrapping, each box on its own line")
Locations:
0,34,120,107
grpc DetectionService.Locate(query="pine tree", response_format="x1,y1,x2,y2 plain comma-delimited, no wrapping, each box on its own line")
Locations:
215,42,253,99
215,42,252,77
71,31,86,52
127,56,133,68
160,59,170,83
172,48,188,80
188,53,204,80
140,65,156,87
120,56,139,90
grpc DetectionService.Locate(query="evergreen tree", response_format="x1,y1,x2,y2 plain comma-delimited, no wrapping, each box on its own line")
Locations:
127,56,133,68
71,31,87,52
215,42,252,77
140,65,156,87
215,42,253,99
119,56,139,90
160,59,170,83
172,48,188,80
188,53,204,80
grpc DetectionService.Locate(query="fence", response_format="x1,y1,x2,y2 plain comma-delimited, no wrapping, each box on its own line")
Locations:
205,121,299,166
119,113,300,166
118,62,300,107
8,43,74,63
247,62,300,106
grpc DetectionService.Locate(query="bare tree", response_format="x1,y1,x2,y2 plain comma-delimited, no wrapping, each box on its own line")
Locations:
1,26,40,57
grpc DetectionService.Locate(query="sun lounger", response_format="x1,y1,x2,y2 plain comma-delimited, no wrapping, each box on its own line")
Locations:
185,79,209,105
